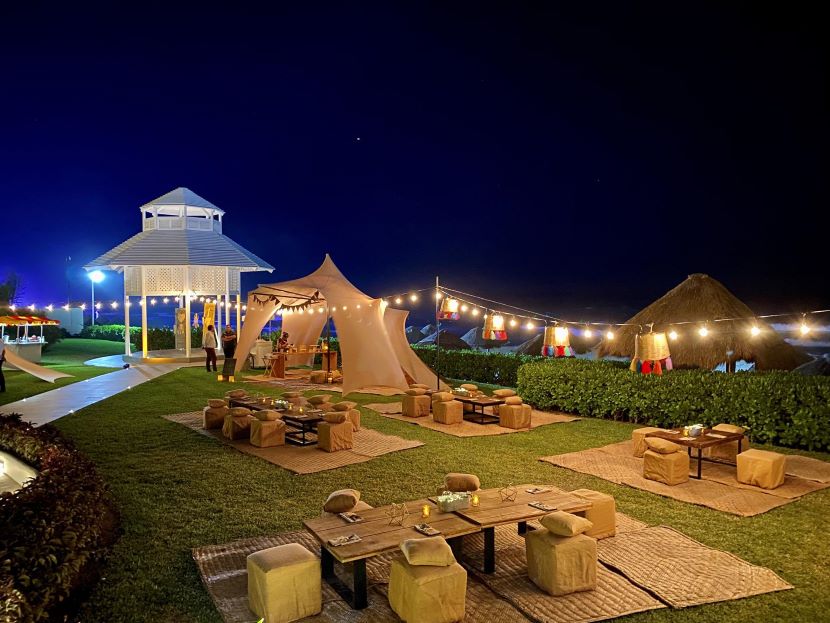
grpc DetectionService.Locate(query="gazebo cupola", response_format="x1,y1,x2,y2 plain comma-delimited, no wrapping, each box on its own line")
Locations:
85,187,274,361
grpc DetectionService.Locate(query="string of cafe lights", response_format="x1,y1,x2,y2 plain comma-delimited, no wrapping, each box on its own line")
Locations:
379,285,829,340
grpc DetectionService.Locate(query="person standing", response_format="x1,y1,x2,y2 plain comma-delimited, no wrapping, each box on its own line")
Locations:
203,324,218,372
221,324,237,359
0,339,6,392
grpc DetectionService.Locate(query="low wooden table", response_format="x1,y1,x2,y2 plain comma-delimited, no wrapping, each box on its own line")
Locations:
455,396,504,424
281,411,324,446
646,428,745,479
452,484,591,573
228,397,281,412
304,499,481,609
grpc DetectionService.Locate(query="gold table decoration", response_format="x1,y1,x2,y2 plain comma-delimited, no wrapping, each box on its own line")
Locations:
385,502,409,526
499,483,517,502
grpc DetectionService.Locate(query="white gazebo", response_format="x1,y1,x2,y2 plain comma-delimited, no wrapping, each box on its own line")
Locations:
85,187,274,361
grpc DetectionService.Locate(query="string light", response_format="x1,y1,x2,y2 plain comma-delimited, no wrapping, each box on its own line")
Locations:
526,321,535,330
28,304,35,311
394,297,402,305
163,297,169,303
46,304,53,311
750,326,761,337
409,293,418,302
800,323,810,336
9,304,16,311
471,308,479,316
80,303,86,310
138,300,144,306
584,327,593,338
150,298,157,305
699,326,709,337
356,304,361,309
509,317,518,328
668,330,678,340
95,302,102,310
606,330,615,340
111,302,118,309
435,291,443,300
126,301,132,307
460,304,468,312
242,305,247,311
317,307,324,313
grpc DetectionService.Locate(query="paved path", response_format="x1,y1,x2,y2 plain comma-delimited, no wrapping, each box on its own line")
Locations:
2,364,183,427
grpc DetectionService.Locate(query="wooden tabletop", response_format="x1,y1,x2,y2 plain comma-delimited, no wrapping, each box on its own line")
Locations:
453,484,590,528
304,498,481,563
646,428,744,449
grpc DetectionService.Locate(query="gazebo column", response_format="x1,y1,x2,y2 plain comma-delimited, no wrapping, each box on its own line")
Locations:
185,268,192,359
225,267,231,332
140,267,148,358
124,291,131,356
236,294,241,333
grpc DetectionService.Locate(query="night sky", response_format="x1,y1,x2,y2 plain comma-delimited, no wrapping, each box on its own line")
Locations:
1,2,826,327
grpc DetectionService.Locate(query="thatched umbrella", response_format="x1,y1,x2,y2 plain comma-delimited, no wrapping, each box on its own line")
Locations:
420,324,437,336
460,327,505,349
597,273,809,370
516,330,601,356
418,330,471,350
405,326,425,344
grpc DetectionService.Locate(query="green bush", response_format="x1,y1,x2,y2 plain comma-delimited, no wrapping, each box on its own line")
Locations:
517,359,830,451
0,413,119,622
79,324,203,351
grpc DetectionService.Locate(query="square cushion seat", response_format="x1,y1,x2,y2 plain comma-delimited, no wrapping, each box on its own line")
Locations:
403,394,431,418
250,419,286,447
570,489,616,539
702,424,750,462
223,414,255,440
525,528,597,596
317,420,353,452
433,400,463,425
309,370,328,384
499,403,532,429
346,408,361,431
203,405,229,430
247,543,321,623
388,555,467,623
643,448,689,485
632,427,663,457
737,448,785,489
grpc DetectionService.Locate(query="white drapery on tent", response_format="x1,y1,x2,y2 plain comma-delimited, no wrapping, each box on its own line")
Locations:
235,255,448,396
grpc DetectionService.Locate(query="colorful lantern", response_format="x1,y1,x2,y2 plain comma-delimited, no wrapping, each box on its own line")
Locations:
631,332,672,375
482,314,507,341
542,325,574,357
438,297,461,320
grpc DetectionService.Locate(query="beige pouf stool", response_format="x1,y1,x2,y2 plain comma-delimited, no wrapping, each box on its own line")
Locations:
250,416,286,448
403,388,431,418
331,401,360,431
442,473,480,493
643,438,689,485
309,370,328,384
498,396,532,429
571,489,616,539
223,409,255,440
737,448,785,489
388,537,467,623
632,426,663,457
432,392,463,425
247,543,321,623
525,511,597,596
703,423,750,462
203,399,229,429
317,412,353,452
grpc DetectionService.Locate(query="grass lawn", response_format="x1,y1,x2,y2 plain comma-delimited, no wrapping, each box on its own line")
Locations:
1,338,122,406
49,367,829,622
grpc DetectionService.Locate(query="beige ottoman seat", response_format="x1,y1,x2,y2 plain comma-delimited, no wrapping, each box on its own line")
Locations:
247,543,321,623
223,411,255,440
499,396,532,429
317,413,353,452
202,404,229,430
388,537,467,623
432,392,463,425
309,370,328,383
703,423,750,462
632,426,663,457
571,489,616,539
250,418,286,447
444,473,480,493
525,511,597,596
643,438,689,485
403,388,431,418
737,448,785,489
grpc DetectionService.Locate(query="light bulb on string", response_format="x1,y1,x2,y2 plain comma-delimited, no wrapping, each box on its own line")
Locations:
46,304,53,311
111,301,118,309
95,302,102,310
584,327,593,338
242,305,247,311
150,298,157,305
606,330,615,340
526,321,535,330
509,317,518,328
125,301,132,308
80,303,86,310
163,297,169,304
356,304,361,309
317,307,324,313
472,308,480,316
698,326,709,337
409,293,418,303
62,304,69,310
460,304,468,312
138,300,144,306
394,297,402,305
435,291,442,300
668,330,678,340
800,323,810,336
750,326,761,337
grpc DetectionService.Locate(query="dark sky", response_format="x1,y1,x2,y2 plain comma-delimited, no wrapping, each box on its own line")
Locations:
1,2,826,325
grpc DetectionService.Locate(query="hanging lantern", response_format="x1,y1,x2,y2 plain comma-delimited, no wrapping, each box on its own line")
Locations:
542,326,575,357
438,297,461,320
482,314,507,341
631,332,673,375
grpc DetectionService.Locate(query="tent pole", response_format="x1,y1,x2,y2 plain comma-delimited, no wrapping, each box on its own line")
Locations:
435,275,440,390
326,304,332,374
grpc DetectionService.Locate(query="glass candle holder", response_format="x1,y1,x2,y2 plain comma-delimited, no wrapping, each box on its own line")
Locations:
471,494,480,507
421,504,431,519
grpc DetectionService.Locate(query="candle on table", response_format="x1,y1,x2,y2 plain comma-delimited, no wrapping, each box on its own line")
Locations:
421,504,431,519
471,494,480,507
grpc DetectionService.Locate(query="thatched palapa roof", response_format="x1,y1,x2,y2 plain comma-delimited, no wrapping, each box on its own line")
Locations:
417,330,471,350
597,273,809,371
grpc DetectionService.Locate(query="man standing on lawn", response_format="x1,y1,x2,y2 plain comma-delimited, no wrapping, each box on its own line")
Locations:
203,324,218,373
221,324,237,359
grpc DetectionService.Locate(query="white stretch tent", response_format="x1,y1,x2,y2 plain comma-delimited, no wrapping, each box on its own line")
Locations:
235,255,448,396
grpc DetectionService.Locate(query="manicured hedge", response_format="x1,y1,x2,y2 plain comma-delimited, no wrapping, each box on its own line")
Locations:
412,346,546,387
80,324,203,351
0,414,119,622
517,359,830,451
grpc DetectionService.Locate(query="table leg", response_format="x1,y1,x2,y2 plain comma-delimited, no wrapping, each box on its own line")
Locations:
447,535,464,560
320,547,368,610
518,521,528,535
697,447,702,479
483,527,495,573
352,559,368,610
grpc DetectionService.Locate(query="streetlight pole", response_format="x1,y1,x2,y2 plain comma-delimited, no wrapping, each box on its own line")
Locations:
88,270,105,326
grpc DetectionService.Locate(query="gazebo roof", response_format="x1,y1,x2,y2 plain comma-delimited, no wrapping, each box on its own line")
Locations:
141,187,224,216
85,229,274,271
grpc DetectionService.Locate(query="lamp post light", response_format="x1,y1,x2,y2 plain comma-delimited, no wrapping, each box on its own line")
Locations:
88,270,105,325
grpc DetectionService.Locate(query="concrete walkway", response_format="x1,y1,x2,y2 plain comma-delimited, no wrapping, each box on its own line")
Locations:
2,364,183,427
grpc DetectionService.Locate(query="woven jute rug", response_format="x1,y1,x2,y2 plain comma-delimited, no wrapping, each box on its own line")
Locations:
541,441,829,516
164,412,423,474
596,526,792,607
365,403,578,437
